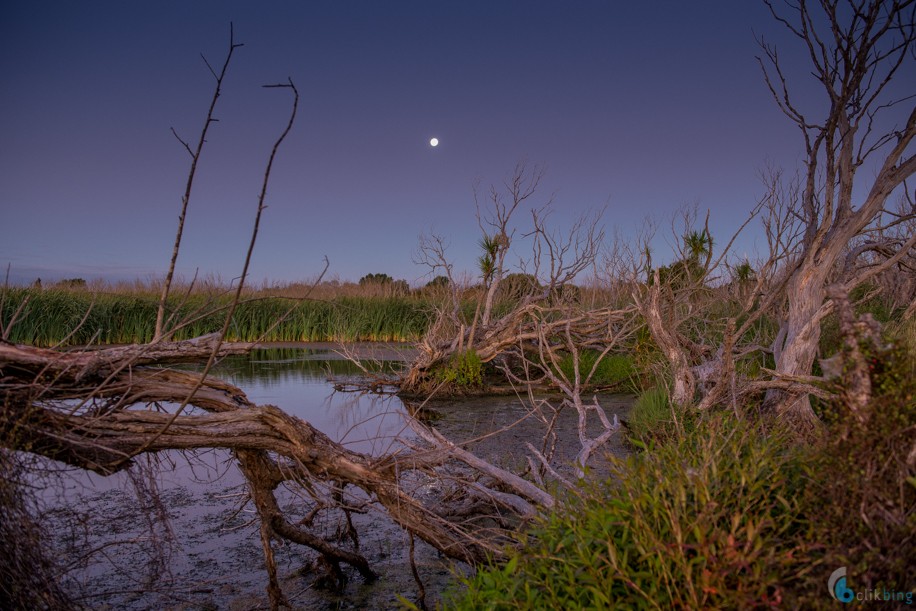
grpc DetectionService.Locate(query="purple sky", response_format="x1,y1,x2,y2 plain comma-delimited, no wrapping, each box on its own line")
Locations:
1,1,812,287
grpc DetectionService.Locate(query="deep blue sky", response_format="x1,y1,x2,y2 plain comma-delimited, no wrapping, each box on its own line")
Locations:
1,1,811,287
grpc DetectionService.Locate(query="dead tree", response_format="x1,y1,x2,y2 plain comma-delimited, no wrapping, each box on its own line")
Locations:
495,309,639,482
407,163,611,393
154,25,243,343
407,174,637,494
620,197,824,416
629,208,735,407
758,0,916,428
475,162,546,333
0,333,567,606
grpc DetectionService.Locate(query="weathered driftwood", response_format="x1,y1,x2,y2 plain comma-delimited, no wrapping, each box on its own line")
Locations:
402,302,637,393
1,335,555,605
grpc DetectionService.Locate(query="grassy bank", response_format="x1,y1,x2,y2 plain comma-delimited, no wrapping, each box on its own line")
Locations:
446,341,916,609
0,288,431,345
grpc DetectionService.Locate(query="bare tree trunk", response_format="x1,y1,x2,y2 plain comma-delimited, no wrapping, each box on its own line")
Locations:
766,266,831,426
635,270,694,406
757,1,916,428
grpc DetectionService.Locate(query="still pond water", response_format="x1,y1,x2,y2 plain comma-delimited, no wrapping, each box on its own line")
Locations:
42,345,633,610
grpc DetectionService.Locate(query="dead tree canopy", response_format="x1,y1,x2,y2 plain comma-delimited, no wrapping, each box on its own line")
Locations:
758,0,916,427
407,162,615,393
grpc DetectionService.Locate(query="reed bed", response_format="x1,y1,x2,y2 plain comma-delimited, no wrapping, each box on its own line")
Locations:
0,288,432,346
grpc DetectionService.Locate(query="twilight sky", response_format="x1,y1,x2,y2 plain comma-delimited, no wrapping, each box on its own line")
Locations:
1,1,817,287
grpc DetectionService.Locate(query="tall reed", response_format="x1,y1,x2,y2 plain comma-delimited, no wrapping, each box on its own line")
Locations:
0,288,431,346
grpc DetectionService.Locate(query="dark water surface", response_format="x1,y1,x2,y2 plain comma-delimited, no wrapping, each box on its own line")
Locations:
39,345,632,610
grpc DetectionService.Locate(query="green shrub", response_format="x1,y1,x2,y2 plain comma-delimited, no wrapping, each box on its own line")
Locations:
447,414,814,609
886,314,916,373
800,339,916,604
818,286,896,358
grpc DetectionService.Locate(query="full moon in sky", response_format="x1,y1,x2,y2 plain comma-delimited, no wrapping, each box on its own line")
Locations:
429,137,439,147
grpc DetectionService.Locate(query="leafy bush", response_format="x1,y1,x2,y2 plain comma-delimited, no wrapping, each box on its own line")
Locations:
802,338,916,603
447,414,814,609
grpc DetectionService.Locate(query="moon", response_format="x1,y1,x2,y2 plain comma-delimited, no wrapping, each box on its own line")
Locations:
429,137,439,147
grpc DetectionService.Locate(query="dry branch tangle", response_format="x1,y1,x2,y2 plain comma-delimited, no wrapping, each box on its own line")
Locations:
1,335,545,588
405,302,637,391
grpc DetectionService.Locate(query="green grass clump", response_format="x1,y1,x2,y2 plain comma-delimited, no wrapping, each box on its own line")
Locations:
434,350,484,390
625,386,675,443
447,414,812,609
555,351,637,390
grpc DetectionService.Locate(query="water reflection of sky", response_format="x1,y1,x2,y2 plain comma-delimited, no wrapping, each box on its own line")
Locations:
206,348,411,456
41,349,411,498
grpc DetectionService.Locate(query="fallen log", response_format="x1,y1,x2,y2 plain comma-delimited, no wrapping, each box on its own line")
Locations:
1,336,549,602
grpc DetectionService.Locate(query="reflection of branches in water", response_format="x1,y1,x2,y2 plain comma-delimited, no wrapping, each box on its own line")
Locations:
328,390,411,456
20,444,251,607
0,452,74,608
177,447,238,485
126,456,176,589
2,334,632,608
41,477,179,605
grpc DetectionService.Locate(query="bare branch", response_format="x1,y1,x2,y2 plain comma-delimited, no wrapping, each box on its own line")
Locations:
155,23,243,342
